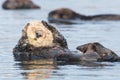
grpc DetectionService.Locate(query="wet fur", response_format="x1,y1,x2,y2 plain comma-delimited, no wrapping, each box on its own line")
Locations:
48,8,120,24
2,0,40,9
76,42,120,61
13,20,81,61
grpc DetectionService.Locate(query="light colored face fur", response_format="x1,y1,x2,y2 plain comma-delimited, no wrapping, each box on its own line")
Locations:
24,21,54,47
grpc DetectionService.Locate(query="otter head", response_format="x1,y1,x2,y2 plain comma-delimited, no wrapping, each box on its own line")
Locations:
22,20,68,48
48,8,80,24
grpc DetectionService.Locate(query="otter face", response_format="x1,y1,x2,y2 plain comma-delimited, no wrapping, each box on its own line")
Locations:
23,20,54,47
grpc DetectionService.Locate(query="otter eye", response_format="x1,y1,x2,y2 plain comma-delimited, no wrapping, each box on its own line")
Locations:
36,30,42,38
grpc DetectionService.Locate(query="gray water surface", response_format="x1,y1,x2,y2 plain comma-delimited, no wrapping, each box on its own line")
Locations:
0,0,120,80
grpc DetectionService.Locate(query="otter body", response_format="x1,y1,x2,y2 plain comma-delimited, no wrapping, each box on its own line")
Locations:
13,21,81,61
2,0,40,9
13,45,72,61
48,8,120,24
77,42,120,62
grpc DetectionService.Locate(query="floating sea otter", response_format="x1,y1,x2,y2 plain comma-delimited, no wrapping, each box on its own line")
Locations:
48,8,120,24
13,20,120,62
76,42,120,62
2,0,40,9
13,20,81,61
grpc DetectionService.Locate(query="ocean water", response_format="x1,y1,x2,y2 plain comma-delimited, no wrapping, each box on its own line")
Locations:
0,0,120,80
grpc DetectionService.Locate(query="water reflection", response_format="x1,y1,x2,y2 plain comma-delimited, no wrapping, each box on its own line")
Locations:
16,59,57,80
79,61,113,67
15,58,114,80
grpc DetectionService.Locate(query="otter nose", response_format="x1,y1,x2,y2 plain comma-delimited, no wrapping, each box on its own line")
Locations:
36,31,42,38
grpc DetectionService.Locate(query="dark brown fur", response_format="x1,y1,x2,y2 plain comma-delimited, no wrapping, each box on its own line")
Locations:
48,8,120,24
2,0,40,9
76,42,120,62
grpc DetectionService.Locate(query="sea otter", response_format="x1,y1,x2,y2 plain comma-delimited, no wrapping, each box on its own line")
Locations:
48,8,120,24
13,21,120,62
2,0,40,9
13,20,81,61
76,42,120,62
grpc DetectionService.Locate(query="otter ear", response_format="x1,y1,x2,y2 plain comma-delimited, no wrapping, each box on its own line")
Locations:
22,23,30,37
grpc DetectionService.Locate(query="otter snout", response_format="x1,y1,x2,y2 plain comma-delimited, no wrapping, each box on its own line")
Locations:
36,31,42,38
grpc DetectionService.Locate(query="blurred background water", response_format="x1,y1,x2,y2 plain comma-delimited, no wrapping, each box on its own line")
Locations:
0,0,120,80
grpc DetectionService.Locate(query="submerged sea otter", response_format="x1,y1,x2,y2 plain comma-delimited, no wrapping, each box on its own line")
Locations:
48,8,120,24
2,0,40,9
13,20,81,61
76,42,120,62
